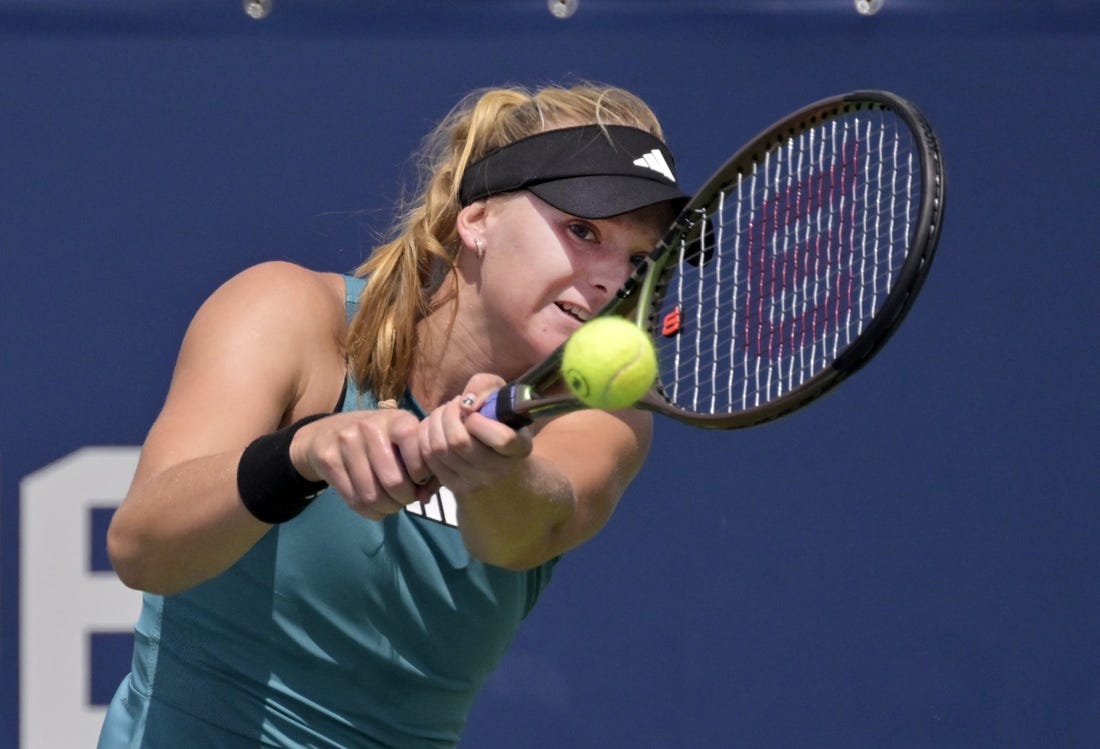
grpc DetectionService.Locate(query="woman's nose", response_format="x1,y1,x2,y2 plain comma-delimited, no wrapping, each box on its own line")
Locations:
588,249,632,294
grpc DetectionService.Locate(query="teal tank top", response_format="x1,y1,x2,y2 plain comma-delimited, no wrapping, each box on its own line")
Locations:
98,275,558,748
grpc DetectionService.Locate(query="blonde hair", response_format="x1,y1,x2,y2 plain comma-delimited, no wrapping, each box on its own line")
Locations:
347,82,670,401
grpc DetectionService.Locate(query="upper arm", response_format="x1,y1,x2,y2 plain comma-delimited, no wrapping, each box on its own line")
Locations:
528,406,653,555
132,261,345,485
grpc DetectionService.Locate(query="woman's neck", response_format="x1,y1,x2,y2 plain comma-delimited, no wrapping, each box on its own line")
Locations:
408,292,491,410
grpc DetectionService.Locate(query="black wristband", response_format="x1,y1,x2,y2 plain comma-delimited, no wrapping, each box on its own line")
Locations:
237,414,330,524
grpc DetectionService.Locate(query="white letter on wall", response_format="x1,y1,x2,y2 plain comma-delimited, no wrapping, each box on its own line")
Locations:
20,447,143,748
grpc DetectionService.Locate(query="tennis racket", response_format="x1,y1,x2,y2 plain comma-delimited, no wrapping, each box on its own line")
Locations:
480,90,945,429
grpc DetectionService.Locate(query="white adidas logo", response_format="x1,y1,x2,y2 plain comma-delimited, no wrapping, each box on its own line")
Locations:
633,148,675,181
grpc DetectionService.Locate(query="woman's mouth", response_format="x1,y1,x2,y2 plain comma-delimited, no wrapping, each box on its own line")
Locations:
555,302,592,323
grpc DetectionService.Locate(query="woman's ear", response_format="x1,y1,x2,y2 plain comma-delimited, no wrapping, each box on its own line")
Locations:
455,201,488,252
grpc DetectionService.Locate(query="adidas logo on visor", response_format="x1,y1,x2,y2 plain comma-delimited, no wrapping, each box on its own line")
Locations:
633,149,675,182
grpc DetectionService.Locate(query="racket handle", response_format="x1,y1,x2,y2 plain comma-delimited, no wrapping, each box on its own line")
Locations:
478,387,534,429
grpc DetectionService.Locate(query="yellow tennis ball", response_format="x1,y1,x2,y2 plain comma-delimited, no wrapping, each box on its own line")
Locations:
561,317,657,410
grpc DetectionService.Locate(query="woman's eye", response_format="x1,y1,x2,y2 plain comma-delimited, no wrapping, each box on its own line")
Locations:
568,223,598,242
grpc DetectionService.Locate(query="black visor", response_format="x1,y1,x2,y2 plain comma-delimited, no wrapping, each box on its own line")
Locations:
458,125,690,219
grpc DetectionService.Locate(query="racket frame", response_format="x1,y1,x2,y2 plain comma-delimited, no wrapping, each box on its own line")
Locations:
482,90,945,430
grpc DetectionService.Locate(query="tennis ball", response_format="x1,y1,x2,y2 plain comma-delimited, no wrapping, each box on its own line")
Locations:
561,317,657,410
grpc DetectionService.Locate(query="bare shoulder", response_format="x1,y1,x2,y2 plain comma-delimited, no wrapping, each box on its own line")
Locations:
189,261,341,344
161,261,347,425
207,260,344,318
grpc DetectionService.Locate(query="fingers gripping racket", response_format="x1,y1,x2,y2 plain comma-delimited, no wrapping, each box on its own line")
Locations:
480,90,945,429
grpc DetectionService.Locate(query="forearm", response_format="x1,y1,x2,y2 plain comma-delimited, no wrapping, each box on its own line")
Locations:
107,451,272,595
454,455,577,571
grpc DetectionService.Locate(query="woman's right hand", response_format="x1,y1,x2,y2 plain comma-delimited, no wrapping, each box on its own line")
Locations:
290,408,440,521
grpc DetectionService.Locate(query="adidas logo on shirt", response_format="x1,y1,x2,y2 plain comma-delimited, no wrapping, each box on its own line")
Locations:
633,148,675,182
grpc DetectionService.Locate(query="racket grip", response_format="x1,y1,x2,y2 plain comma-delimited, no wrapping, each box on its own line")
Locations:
478,387,534,429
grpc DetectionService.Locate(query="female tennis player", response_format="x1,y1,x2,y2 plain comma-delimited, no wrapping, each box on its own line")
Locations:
97,81,688,748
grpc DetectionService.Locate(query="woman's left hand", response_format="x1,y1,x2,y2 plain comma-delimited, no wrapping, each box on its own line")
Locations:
417,374,534,496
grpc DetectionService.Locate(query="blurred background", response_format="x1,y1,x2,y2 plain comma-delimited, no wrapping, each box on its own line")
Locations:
2,1,1098,747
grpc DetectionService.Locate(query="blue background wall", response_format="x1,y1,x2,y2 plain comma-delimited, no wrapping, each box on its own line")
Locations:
2,1,1099,747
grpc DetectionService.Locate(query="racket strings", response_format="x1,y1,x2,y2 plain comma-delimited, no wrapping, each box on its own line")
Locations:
657,110,919,415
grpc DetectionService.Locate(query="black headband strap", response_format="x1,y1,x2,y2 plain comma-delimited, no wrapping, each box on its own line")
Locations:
458,124,681,206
